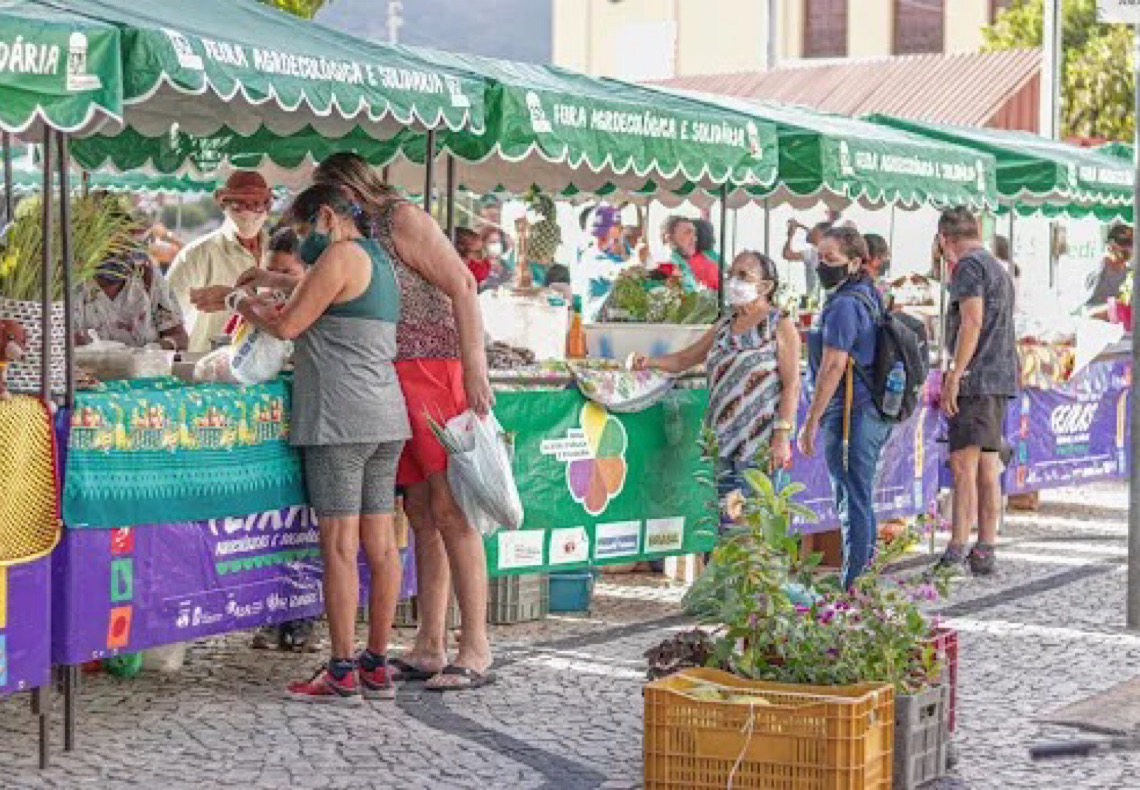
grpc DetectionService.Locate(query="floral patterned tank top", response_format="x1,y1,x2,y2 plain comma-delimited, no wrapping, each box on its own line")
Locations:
369,199,461,361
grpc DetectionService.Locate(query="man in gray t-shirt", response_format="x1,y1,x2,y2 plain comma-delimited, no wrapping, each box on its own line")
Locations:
937,207,1017,578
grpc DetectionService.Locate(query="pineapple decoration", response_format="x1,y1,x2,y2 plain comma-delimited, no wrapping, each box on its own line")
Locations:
516,187,561,290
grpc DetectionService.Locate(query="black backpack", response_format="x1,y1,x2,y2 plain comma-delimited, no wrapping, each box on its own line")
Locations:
846,291,929,423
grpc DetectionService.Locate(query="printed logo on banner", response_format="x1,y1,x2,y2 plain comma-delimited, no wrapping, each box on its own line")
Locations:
498,530,546,570
1050,402,1097,450
595,521,641,560
110,558,134,604
644,518,684,553
64,33,103,93
162,28,204,71
0,567,6,630
540,403,628,517
107,606,133,650
550,527,590,565
445,75,471,109
526,91,553,133
110,528,134,555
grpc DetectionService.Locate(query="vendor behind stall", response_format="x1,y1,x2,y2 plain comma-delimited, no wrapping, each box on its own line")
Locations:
1085,224,1133,312
633,251,800,522
169,171,272,352
75,200,189,351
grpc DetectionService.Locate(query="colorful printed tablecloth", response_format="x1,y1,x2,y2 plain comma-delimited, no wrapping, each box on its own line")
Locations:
63,377,305,528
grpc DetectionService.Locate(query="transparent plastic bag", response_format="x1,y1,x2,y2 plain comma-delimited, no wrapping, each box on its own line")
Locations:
193,346,239,383
443,411,524,534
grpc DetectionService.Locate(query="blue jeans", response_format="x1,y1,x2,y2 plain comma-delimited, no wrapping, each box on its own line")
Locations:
821,407,892,588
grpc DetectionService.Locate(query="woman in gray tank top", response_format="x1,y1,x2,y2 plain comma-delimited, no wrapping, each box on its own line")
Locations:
233,184,410,704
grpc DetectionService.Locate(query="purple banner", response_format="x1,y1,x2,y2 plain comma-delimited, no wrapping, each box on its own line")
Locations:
0,558,52,697
791,404,943,534
53,507,416,665
1005,356,1132,495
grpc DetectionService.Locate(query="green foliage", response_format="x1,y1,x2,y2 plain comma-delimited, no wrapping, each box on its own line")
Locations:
260,0,327,19
676,454,949,694
983,0,1135,140
0,195,139,302
607,267,720,324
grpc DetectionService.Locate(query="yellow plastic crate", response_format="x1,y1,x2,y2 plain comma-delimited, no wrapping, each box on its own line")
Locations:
644,667,895,790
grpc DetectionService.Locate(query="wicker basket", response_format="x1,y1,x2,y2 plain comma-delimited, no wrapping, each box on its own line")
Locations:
0,298,66,396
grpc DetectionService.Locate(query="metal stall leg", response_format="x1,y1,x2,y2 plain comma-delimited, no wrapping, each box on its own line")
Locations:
2,130,12,225
445,154,456,242
31,683,50,768
63,665,78,752
422,129,436,217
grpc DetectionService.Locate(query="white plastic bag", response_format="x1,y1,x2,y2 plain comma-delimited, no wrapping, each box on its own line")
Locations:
229,326,292,386
442,410,524,534
193,325,292,385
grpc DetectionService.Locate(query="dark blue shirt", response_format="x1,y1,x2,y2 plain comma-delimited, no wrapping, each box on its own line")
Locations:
807,278,881,416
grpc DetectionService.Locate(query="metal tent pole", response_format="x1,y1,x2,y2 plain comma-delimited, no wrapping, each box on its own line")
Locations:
1126,26,1140,629
445,154,456,242
422,129,436,217
57,132,75,410
2,131,12,224
718,185,728,314
39,127,53,404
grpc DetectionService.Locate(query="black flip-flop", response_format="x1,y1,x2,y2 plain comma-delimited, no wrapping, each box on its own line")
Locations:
425,665,497,692
388,658,436,682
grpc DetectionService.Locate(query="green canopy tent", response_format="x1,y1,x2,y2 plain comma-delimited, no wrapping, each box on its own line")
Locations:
69,54,780,206
647,90,998,211
868,116,1134,222
4,145,215,195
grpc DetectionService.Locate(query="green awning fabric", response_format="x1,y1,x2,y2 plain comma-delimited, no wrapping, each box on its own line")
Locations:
654,91,997,211
869,115,1133,220
0,0,485,139
73,52,779,199
0,0,123,136
423,53,778,194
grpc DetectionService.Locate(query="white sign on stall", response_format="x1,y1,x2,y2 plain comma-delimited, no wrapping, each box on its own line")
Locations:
1098,0,1140,24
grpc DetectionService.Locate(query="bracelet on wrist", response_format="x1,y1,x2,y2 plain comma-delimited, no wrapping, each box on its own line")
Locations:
224,289,246,312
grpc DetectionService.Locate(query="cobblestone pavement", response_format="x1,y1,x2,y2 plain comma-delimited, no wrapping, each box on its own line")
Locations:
3,482,1140,788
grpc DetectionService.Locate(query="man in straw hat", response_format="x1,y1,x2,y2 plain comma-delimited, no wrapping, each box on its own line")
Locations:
168,171,273,352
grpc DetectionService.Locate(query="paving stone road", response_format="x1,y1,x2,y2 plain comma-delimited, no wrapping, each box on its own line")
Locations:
3,481,1139,788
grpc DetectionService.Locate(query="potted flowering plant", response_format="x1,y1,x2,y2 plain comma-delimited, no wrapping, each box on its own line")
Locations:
651,456,956,787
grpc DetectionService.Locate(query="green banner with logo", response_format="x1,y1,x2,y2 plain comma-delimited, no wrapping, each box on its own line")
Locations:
485,389,715,576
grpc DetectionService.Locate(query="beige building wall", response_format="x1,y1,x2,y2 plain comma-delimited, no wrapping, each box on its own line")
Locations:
553,0,1001,78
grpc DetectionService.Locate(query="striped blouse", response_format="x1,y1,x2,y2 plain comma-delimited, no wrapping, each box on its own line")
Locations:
706,311,784,464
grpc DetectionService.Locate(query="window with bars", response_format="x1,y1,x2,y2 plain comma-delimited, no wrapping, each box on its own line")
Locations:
894,0,944,55
803,0,848,59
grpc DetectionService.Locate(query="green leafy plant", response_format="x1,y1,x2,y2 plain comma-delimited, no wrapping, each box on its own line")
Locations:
0,195,139,303
260,0,328,19
672,443,948,695
984,0,1134,141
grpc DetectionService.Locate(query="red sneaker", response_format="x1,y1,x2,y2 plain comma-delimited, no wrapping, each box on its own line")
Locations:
286,667,362,705
358,663,396,701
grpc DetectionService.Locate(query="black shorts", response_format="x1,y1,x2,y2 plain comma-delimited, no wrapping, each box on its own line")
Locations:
948,395,1009,453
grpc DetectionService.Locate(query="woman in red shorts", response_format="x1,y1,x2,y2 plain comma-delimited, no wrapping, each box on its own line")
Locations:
315,153,497,692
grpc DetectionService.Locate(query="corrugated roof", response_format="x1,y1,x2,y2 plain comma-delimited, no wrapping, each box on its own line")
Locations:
656,49,1041,130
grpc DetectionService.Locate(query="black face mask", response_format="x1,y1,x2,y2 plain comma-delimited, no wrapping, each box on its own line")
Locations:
816,263,850,291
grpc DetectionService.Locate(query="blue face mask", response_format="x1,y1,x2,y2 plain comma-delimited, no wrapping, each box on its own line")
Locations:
298,231,330,267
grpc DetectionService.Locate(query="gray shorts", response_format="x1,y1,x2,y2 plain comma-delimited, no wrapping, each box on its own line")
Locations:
303,441,404,517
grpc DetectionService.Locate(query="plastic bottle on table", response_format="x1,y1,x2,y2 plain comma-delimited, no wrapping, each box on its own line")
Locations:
566,295,588,359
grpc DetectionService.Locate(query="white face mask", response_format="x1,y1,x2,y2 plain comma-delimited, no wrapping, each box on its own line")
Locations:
226,209,268,240
486,242,504,258
726,277,760,307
